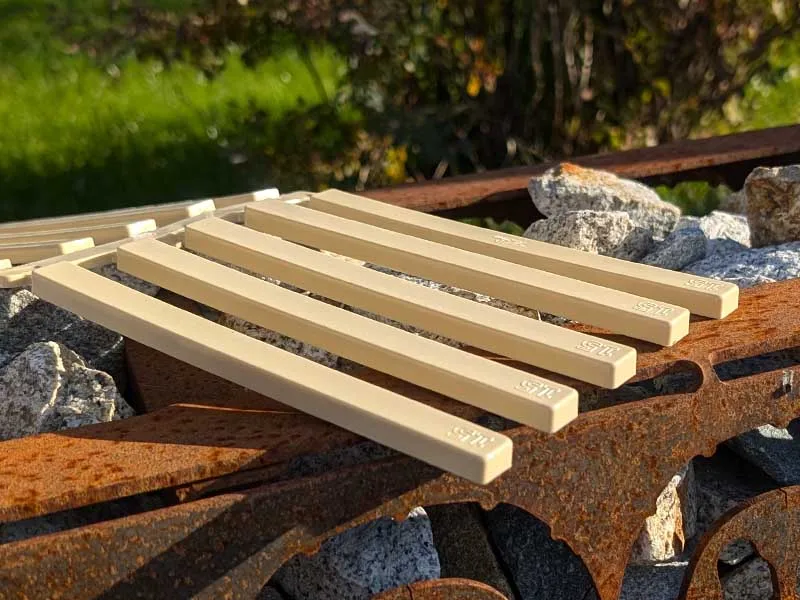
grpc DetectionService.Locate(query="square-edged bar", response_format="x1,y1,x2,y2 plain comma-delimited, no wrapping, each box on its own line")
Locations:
184,217,637,388
0,219,157,246
304,189,739,319
117,238,579,433
0,199,216,233
0,238,95,265
244,201,690,346
30,262,514,485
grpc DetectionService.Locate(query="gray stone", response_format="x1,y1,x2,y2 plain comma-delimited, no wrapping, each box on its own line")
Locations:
485,503,598,600
727,424,800,487
0,342,135,441
682,241,800,288
745,164,800,247
0,287,125,384
218,313,341,369
718,189,747,214
256,587,286,600
697,211,751,248
693,450,774,534
721,557,774,600
619,555,689,600
273,507,440,600
425,503,515,599
641,223,706,270
348,264,539,347
527,163,681,239
92,263,160,296
630,463,697,564
523,210,654,261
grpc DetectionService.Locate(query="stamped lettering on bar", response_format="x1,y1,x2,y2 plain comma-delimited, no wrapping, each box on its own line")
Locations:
492,234,527,248
575,339,621,357
447,427,496,448
684,278,724,291
514,378,561,399
632,301,674,317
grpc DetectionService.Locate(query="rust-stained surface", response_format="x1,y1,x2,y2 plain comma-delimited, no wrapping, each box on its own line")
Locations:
679,486,800,600
0,278,798,598
366,124,800,218
374,578,509,599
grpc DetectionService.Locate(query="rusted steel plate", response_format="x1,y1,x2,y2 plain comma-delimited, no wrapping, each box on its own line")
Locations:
679,486,800,600
1,278,800,599
367,124,800,216
373,578,509,599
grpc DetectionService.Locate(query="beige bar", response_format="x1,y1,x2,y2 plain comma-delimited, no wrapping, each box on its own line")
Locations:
307,189,739,319
0,202,256,288
0,238,95,265
0,259,10,270
0,219,157,246
31,262,513,484
118,238,578,432
0,200,215,233
212,187,280,208
245,202,689,346
186,218,637,388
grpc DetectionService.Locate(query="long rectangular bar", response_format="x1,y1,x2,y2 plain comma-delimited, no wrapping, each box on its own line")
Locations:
306,189,739,319
185,217,637,388
244,201,689,346
31,262,513,484
117,238,578,432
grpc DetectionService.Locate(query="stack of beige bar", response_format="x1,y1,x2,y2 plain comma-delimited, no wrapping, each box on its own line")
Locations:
0,188,739,485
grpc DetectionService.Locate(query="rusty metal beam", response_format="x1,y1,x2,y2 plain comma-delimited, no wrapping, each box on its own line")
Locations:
0,278,799,598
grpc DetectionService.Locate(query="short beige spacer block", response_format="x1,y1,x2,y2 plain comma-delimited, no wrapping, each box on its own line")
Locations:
0,238,95,265
0,219,157,246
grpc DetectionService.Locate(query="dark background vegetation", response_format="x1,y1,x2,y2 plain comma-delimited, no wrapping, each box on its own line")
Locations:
1,0,798,222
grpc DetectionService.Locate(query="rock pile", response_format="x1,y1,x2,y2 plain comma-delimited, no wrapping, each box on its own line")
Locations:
2,161,800,599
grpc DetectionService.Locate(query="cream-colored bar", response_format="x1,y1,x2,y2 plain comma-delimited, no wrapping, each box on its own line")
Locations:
211,187,280,208
118,238,578,432
0,259,10,270
186,218,637,388
245,202,689,346
307,189,739,319
31,262,513,484
0,219,157,246
0,238,95,265
0,201,258,288
0,199,215,233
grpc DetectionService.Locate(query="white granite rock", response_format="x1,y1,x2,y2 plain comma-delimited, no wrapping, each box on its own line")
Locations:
273,507,440,600
218,313,341,369
696,211,751,248
630,463,697,564
0,287,125,384
0,342,134,441
523,210,654,261
527,163,681,239
682,241,800,288
745,164,800,247
344,264,539,347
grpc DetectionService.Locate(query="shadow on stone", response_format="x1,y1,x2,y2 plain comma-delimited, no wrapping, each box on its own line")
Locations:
485,503,599,600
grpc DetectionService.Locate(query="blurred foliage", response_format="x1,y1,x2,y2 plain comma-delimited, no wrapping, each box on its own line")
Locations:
0,0,797,221
654,181,732,217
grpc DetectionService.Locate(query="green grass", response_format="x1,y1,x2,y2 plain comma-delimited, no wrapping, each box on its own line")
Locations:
0,0,346,221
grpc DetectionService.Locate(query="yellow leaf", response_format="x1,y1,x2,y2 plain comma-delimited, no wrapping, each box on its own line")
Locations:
466,73,481,97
